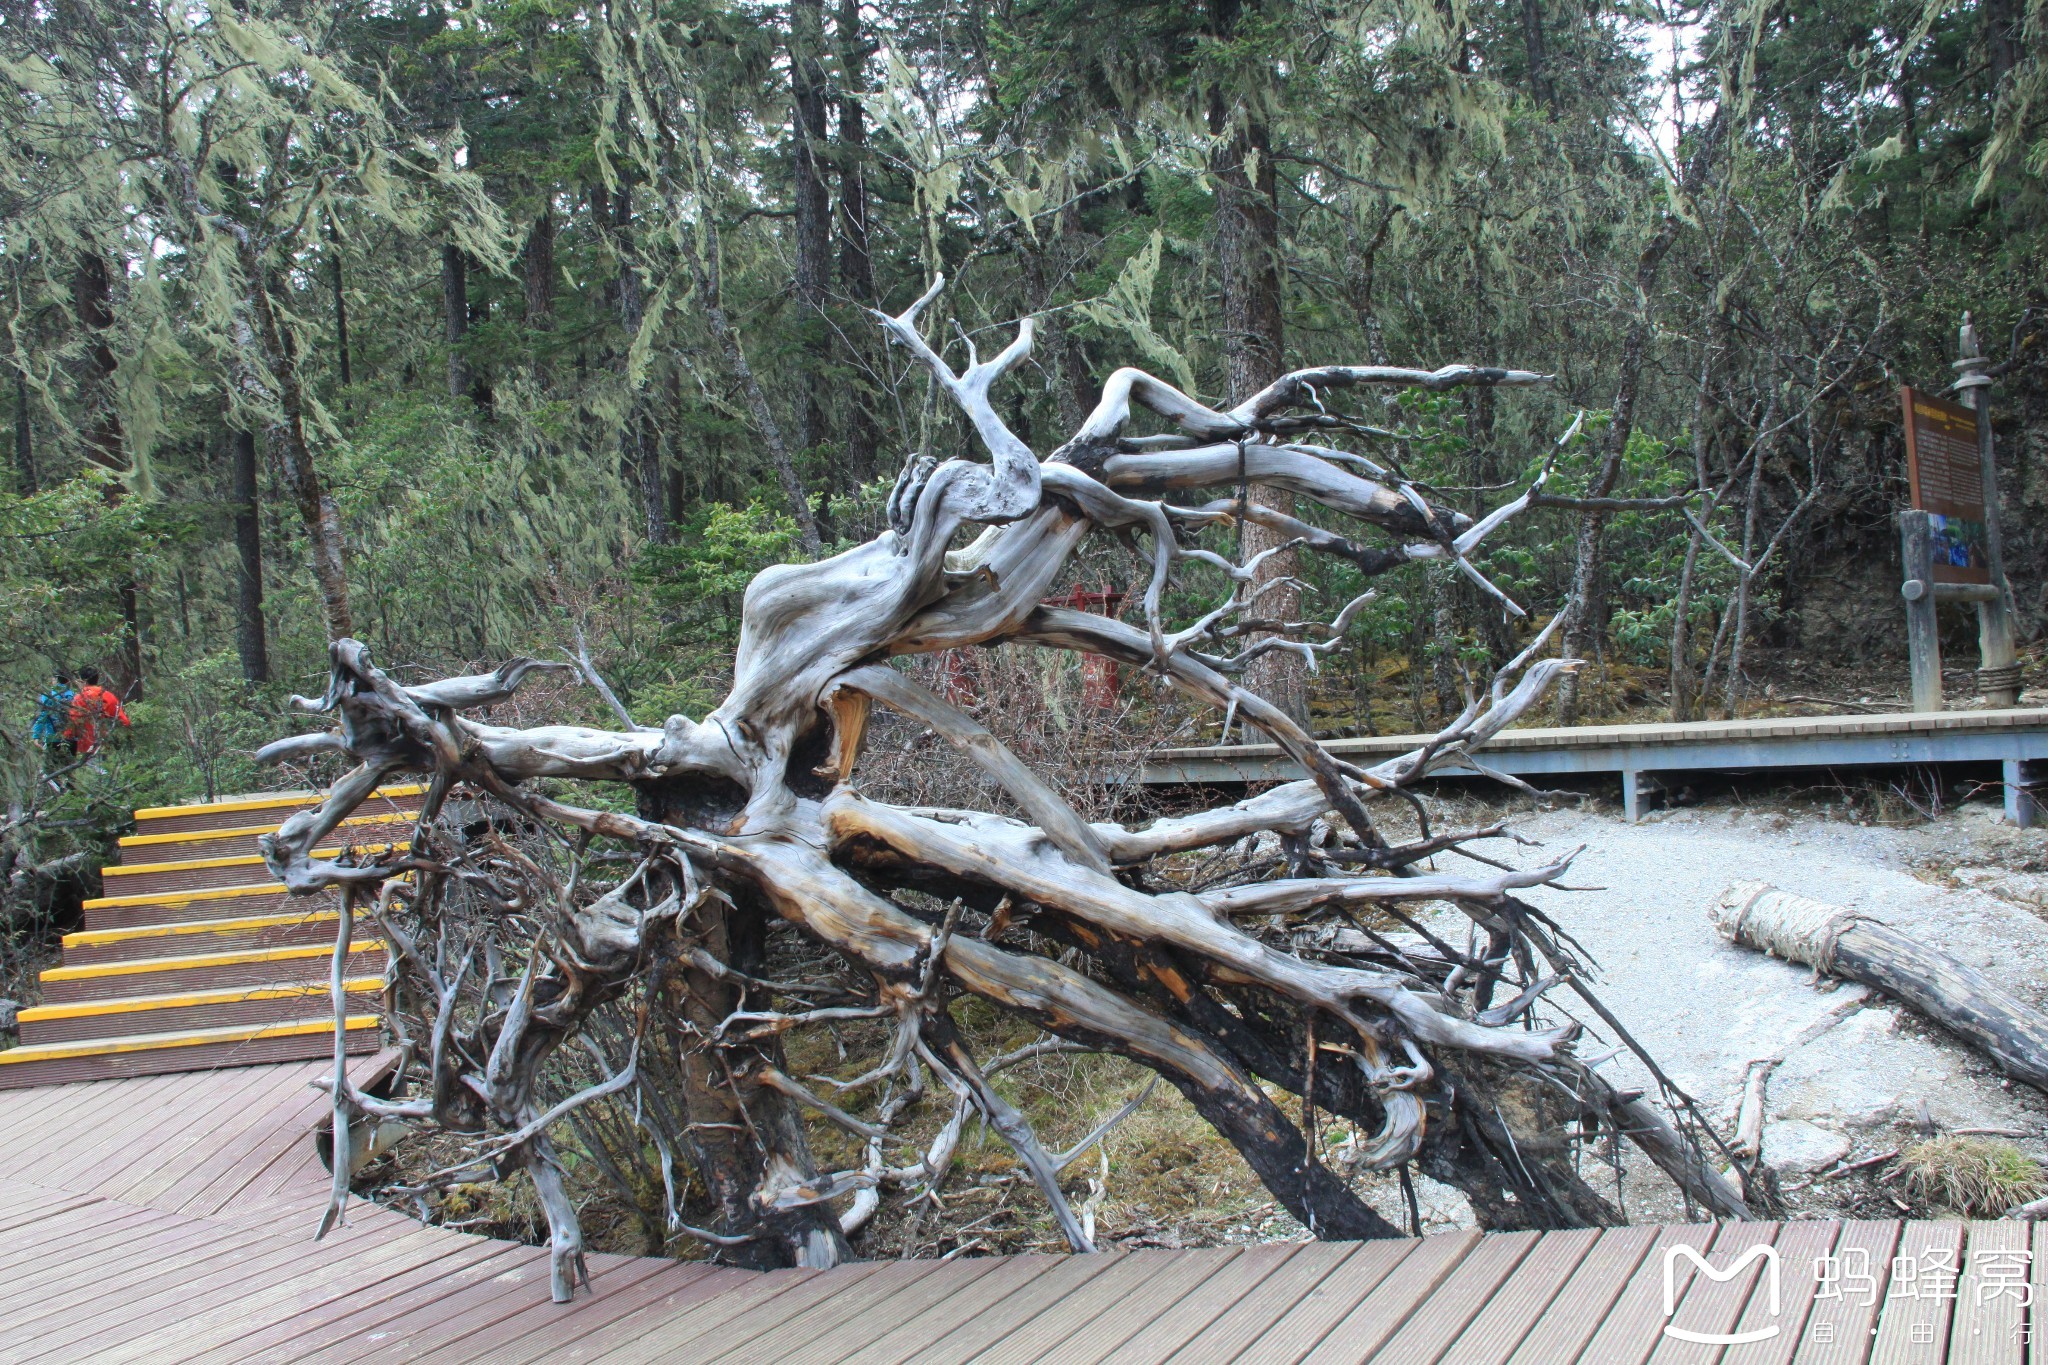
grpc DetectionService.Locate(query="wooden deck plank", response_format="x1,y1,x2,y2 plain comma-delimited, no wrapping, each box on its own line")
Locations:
0,1199,180,1279
286,1249,560,1364
1354,1230,1541,1365
1289,1231,1484,1364
0,1202,260,1304
1230,1236,1435,1365
453,1263,735,1365
1568,1222,1717,1365
0,1186,101,1237
355,1253,681,1365
198,1240,534,1365
1437,1225,1601,1365
1644,1221,1786,1365
57,1064,292,1203
1151,1243,1364,1365
1783,1220,1903,1365
477,1263,756,1365
0,1192,151,1265
193,1074,330,1210
950,1250,1206,1365
702,1256,1002,1365
0,1071,199,1179
222,1116,334,1209
26,1067,259,1195
1948,1220,2030,1365
104,1062,319,1207
73,1224,480,1365
0,1074,145,1158
651,1262,906,1365
167,1066,337,1215
587,1266,872,1365
1869,1219,1966,1364
1500,1225,1662,1364
2027,1221,2048,1365
1086,1243,1308,1365
1013,1246,1261,1365
1705,1218,1842,1365
857,1252,1129,1365
6,1206,438,1355
574,1269,824,1365
825,1253,1075,1365
83,1225,485,1363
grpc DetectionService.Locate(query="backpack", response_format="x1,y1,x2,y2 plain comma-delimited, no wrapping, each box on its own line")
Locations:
31,688,73,745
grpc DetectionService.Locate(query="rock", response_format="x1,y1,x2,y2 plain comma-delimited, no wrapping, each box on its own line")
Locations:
1954,866,2048,910
0,998,17,1033
1764,1119,1851,1175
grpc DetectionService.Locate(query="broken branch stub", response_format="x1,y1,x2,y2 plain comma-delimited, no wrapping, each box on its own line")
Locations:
269,280,1742,1294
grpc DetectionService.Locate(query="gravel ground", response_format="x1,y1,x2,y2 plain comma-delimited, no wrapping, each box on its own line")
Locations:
1409,795,2048,1225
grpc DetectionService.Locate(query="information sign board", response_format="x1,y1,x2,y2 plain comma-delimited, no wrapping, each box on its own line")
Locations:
1902,386,1990,585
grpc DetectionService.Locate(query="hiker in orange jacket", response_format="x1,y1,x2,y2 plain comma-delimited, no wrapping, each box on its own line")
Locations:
64,667,130,756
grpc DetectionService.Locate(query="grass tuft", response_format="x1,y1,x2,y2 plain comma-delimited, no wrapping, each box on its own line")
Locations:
1898,1136,2047,1217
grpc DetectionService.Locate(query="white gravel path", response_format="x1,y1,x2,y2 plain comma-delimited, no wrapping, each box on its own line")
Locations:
1435,800,2048,1163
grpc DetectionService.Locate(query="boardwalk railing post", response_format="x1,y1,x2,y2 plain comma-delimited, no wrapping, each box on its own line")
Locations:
1955,314,2021,708
1899,509,1943,713
2005,758,2043,828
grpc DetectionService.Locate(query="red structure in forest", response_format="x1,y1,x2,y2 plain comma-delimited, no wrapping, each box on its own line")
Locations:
1042,584,1128,709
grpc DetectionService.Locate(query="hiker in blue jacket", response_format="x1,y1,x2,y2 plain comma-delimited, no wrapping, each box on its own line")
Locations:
31,672,75,758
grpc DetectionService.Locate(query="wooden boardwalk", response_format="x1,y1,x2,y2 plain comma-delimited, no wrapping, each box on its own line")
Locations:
1143,707,2048,825
0,1061,2040,1362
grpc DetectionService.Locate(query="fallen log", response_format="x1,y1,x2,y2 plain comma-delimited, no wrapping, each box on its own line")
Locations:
1712,880,2048,1095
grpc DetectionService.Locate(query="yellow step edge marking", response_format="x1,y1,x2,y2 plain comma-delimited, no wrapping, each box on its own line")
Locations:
132,785,424,822
19,978,383,1022
83,874,412,912
104,841,407,880
63,908,355,949
85,881,305,912
40,941,386,983
119,812,412,849
0,1015,380,1064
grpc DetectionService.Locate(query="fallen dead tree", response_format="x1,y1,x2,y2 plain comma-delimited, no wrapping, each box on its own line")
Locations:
1712,881,2048,1095
261,280,1748,1300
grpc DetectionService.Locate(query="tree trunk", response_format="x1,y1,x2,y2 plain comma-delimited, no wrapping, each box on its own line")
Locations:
231,427,270,684
329,233,352,390
442,243,470,403
830,14,881,483
12,368,32,495
1716,881,2048,1097
645,785,848,1268
686,220,821,551
790,0,833,468
1520,0,1556,113
607,185,671,544
1556,109,1724,723
72,251,143,695
1210,93,1304,725
523,203,556,327
638,417,670,546
233,231,353,640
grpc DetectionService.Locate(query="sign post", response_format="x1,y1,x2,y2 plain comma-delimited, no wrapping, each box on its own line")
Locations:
1953,315,2021,706
1899,314,2020,709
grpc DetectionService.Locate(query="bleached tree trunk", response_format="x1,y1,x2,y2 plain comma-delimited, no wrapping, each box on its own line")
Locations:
266,282,1746,1299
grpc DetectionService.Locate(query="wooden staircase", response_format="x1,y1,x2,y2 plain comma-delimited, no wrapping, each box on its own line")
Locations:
0,786,422,1088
